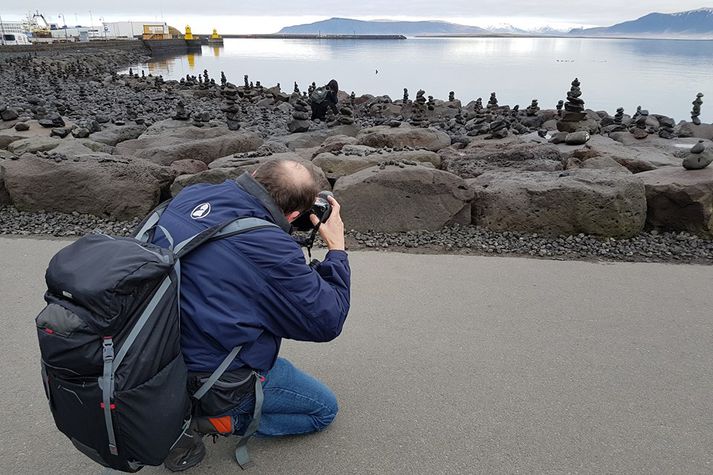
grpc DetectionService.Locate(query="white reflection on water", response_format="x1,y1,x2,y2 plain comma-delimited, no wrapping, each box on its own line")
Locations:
123,37,713,122
220,39,325,61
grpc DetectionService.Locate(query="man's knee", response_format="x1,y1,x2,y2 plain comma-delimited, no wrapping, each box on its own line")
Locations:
313,389,339,431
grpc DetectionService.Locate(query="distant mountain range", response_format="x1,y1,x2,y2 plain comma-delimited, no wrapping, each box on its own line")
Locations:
278,8,713,38
571,8,713,37
279,18,489,36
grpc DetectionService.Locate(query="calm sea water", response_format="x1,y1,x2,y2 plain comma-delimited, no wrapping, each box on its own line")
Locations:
122,37,713,123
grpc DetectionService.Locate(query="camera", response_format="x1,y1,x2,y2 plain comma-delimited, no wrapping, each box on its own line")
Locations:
292,191,333,232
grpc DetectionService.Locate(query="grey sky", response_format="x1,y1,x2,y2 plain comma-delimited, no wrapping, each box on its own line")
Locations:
3,2,711,31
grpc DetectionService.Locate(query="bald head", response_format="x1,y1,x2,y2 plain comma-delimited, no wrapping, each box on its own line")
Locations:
253,159,320,215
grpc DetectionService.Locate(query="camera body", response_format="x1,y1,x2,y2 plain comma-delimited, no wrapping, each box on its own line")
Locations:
292,191,333,232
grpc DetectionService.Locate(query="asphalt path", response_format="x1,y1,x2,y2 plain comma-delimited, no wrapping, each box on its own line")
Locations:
1,237,711,474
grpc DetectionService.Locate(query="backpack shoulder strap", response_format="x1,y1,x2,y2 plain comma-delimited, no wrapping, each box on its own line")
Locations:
134,200,172,242
192,345,244,400
174,217,278,259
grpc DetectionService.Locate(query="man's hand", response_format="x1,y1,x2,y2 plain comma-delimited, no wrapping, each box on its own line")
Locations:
310,195,345,251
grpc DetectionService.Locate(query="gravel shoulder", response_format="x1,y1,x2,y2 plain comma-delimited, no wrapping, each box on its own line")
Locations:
2,206,711,265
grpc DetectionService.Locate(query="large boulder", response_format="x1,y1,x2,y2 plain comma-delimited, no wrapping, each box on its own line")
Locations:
76,139,115,154
469,169,647,238
174,156,329,196
674,122,713,140
567,153,632,174
333,164,473,232
0,122,45,149
90,124,147,146
170,159,209,176
638,167,713,237
313,153,383,180
141,119,194,136
313,149,439,180
312,135,359,156
116,127,262,166
0,163,11,206
273,125,361,150
171,168,245,196
439,138,564,178
7,136,62,155
0,119,74,149
3,154,176,219
356,124,451,151
209,152,304,170
548,134,681,173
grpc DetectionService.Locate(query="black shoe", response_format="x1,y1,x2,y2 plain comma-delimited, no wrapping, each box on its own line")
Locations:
164,429,206,472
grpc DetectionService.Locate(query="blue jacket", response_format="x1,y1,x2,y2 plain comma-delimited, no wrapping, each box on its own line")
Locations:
152,175,351,373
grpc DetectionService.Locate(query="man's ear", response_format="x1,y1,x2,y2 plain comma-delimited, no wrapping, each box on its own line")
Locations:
285,211,301,223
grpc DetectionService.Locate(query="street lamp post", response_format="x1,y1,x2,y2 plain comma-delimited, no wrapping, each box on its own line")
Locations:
59,13,68,41
0,15,6,46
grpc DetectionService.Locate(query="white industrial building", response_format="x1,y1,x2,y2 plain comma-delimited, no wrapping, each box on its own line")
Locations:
0,20,30,45
102,21,169,39
0,20,25,35
49,27,91,41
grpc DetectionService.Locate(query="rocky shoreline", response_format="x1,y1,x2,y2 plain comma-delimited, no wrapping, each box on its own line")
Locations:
1,46,712,264
1,206,711,264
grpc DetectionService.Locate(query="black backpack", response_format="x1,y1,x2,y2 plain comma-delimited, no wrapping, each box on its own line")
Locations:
35,203,276,472
310,86,329,104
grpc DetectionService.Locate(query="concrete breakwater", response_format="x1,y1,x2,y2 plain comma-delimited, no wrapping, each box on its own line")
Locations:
0,46,711,262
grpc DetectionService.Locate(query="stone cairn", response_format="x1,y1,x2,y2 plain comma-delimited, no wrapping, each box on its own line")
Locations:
193,110,211,127
244,75,249,89
487,118,510,140
682,140,713,170
221,71,227,87
474,98,483,112
557,78,587,132
294,82,300,94
221,84,241,130
410,90,428,127
556,100,564,117
691,93,704,126
332,105,355,127
486,92,498,110
427,95,435,111
403,88,409,103
455,107,465,125
526,99,540,117
614,107,624,125
172,100,190,121
288,97,311,133
448,91,455,102
350,92,356,107
630,106,650,138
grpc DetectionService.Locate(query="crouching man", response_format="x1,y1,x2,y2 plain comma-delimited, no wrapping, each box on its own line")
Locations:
153,159,350,471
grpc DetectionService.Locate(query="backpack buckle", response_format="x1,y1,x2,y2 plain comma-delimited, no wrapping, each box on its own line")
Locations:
102,337,114,362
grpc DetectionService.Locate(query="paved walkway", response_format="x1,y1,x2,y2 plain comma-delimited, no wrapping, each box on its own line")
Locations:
1,237,711,474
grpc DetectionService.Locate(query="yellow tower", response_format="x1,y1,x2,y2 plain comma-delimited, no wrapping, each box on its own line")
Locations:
184,25,193,40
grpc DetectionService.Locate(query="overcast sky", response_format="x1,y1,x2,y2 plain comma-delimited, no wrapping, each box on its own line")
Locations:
2,2,711,32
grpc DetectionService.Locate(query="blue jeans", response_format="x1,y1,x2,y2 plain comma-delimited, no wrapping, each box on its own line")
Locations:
230,358,339,437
